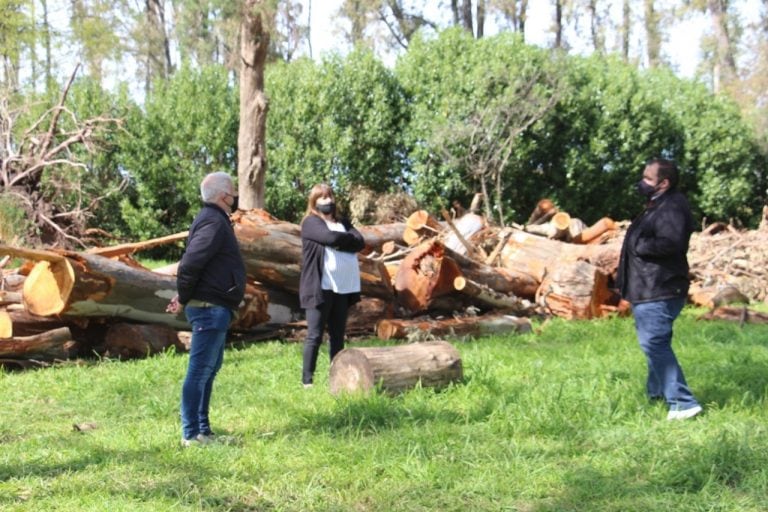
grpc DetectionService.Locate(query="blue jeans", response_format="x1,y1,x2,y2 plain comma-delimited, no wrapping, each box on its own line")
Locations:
302,290,351,385
181,305,231,440
632,298,699,411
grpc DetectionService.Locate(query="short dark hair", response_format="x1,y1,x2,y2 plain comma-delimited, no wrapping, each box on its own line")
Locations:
646,158,679,190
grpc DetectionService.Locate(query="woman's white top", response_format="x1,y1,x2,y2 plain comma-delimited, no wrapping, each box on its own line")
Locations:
321,220,361,294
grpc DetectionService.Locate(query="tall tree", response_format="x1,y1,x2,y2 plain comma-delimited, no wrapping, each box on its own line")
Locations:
171,0,239,68
644,0,662,67
586,0,606,54
139,0,173,93
68,0,125,84
492,0,528,37
553,0,564,49
620,0,630,60
237,0,272,209
0,0,35,89
707,0,737,92
272,0,307,61
683,0,739,93
336,0,438,51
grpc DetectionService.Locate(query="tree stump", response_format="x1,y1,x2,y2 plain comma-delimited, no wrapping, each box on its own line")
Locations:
329,340,463,395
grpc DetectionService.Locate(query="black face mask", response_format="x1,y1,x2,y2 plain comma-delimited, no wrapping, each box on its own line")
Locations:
636,180,658,198
229,195,239,212
316,203,335,215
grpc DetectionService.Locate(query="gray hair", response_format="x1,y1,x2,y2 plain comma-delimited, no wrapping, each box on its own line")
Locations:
200,172,234,202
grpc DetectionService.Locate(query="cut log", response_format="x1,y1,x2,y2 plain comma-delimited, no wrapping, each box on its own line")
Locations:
0,290,22,306
403,210,442,246
376,314,532,341
526,198,557,225
5,309,74,337
0,309,10,338
571,217,616,244
22,252,190,329
550,212,571,240
234,219,394,301
698,306,768,324
567,218,586,241
86,231,189,259
0,327,78,360
453,276,529,312
441,211,486,259
394,240,462,312
345,297,394,337
329,340,463,395
445,245,540,299
536,259,613,319
95,323,187,359
499,229,621,286
525,212,574,241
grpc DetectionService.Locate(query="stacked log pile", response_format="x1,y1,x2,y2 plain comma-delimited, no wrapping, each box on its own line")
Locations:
4,199,764,368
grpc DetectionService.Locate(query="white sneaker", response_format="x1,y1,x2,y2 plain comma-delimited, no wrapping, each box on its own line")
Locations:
181,434,211,447
667,405,703,420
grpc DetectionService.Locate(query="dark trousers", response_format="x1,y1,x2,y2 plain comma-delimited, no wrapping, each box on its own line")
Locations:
302,290,351,384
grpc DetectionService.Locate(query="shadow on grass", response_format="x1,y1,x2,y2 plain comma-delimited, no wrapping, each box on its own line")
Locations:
0,441,275,511
695,350,768,408
282,383,501,436
535,435,768,512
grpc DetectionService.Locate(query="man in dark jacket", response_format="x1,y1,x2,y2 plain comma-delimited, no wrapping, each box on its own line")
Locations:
167,172,246,446
617,158,702,420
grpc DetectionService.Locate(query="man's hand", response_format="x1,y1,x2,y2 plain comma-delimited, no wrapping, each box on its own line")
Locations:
166,294,182,314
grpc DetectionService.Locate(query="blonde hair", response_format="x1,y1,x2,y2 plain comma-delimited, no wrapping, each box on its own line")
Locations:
304,183,337,220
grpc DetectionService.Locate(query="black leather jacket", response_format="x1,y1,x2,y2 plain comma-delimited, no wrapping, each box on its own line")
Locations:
177,203,246,310
616,190,694,304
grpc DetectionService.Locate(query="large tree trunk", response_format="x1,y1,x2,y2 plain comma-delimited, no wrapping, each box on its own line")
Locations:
536,259,614,319
18,249,268,331
708,0,737,93
499,229,621,284
22,251,188,328
376,314,532,341
0,327,78,360
329,341,463,395
234,215,395,301
393,239,538,313
237,1,270,209
95,323,187,359
644,0,662,67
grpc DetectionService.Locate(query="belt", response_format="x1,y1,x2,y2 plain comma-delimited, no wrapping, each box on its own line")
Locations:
186,299,217,308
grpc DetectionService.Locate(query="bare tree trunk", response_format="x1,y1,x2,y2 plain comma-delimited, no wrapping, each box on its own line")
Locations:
461,0,474,34
451,0,460,26
237,1,270,209
518,0,527,36
307,0,313,58
708,0,737,93
476,0,485,38
554,0,564,49
42,0,53,88
621,0,630,61
588,0,605,54
644,0,661,67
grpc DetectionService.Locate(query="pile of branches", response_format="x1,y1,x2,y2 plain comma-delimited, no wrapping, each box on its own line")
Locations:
688,211,768,306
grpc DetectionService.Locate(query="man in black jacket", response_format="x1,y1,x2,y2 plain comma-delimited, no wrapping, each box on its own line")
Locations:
617,158,702,420
167,172,246,446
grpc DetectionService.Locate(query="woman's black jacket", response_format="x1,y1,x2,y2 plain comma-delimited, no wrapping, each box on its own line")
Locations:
299,214,365,309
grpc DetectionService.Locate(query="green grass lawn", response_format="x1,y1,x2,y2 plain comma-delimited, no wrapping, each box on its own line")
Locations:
1,309,767,511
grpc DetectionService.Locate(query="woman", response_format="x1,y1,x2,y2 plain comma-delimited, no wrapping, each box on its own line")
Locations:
299,183,365,387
